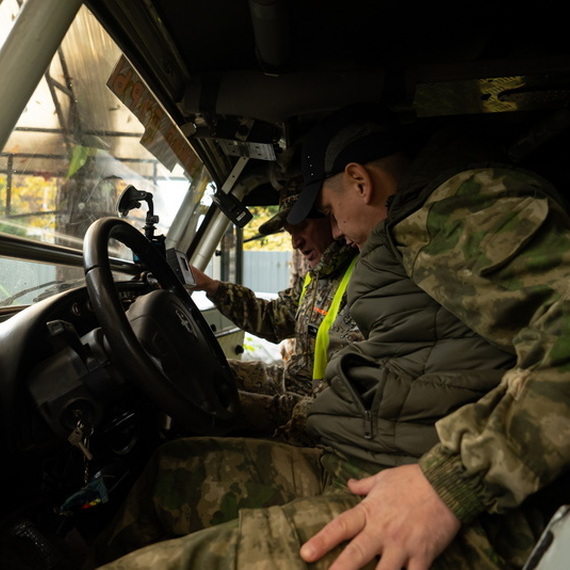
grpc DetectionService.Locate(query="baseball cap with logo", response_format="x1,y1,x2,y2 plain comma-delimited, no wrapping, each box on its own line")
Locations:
287,102,404,225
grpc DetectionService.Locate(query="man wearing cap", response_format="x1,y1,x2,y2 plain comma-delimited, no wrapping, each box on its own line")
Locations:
94,103,570,570
189,182,361,437
286,104,570,568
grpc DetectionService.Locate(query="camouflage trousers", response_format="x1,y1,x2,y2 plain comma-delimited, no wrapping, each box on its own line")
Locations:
93,437,544,570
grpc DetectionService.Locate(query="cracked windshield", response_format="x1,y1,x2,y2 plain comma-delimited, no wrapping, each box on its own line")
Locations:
0,2,211,306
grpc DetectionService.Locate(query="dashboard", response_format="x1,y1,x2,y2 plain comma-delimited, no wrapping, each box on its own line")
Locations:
0,280,178,529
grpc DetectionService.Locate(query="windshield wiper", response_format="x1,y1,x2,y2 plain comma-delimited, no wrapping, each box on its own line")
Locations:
0,279,84,307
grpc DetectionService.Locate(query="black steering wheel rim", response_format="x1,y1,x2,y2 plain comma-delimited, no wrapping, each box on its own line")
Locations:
83,217,239,434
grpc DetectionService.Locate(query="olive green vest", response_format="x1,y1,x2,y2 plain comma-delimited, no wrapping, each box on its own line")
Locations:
307,219,515,469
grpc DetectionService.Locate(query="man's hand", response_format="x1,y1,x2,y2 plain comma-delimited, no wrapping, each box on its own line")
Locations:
189,265,219,295
300,464,461,570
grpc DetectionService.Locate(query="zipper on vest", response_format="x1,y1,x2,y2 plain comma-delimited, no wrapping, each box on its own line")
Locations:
363,409,372,440
339,354,377,441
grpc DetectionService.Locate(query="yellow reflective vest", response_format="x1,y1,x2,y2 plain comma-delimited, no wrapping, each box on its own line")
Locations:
300,255,358,380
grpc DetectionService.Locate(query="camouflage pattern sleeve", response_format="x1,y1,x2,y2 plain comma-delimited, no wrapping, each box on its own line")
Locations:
326,297,364,358
393,167,570,523
208,279,302,343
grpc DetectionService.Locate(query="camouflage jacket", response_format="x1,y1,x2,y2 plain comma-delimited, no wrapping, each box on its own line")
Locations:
209,240,361,395
317,129,570,524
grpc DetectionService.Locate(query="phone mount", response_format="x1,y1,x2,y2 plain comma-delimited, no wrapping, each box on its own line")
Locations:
116,184,166,257
116,185,195,285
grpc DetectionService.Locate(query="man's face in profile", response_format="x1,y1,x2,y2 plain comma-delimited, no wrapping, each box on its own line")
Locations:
318,180,366,250
283,216,334,267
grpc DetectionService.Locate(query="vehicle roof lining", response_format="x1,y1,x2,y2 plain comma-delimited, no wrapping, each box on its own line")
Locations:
85,0,570,207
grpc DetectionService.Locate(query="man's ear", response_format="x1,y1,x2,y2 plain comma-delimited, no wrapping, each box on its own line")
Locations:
345,163,373,204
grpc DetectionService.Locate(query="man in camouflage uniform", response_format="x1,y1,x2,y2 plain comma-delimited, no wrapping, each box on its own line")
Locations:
190,184,361,436
93,104,570,569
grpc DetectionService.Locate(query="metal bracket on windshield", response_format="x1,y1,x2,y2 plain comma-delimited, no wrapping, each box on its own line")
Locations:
212,157,253,228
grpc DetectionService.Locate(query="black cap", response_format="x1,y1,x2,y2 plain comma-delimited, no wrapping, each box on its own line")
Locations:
287,102,403,224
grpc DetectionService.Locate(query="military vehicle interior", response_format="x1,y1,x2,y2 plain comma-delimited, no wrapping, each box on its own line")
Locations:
0,0,569,568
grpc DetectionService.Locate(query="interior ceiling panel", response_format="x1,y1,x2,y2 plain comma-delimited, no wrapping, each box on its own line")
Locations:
87,0,570,199
91,0,570,120
151,0,569,72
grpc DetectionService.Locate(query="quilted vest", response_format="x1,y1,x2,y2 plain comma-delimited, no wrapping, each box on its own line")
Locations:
307,220,516,468
307,131,519,469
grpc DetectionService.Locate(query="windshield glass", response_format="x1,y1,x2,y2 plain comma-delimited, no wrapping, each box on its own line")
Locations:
0,4,211,307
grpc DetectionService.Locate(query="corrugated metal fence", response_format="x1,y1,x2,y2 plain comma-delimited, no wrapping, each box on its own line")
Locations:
242,250,292,293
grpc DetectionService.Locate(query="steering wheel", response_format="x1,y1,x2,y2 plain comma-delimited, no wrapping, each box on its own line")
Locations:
83,217,239,435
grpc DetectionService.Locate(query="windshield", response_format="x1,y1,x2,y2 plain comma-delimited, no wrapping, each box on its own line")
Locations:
0,4,211,306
